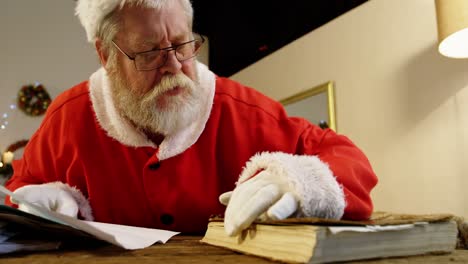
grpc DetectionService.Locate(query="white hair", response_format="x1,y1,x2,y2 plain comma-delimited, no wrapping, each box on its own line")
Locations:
80,0,193,70
76,0,193,43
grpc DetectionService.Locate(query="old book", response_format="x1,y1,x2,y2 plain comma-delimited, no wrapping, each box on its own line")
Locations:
201,212,458,263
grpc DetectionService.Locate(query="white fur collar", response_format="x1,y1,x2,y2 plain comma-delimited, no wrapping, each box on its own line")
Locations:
88,61,215,160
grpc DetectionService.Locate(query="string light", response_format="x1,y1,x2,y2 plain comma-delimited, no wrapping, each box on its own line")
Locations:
1,95,17,133
1,90,29,180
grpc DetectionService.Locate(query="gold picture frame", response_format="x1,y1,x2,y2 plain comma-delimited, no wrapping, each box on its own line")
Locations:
280,81,337,131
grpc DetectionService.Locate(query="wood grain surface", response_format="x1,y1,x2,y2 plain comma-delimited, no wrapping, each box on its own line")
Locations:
1,235,467,264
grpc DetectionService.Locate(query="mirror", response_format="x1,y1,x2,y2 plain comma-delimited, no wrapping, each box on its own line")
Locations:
280,81,337,131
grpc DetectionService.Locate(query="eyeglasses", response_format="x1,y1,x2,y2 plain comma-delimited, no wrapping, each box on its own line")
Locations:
112,34,205,71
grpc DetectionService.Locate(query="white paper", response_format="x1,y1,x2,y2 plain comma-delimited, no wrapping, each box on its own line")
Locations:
0,185,179,249
328,223,426,234
83,221,177,249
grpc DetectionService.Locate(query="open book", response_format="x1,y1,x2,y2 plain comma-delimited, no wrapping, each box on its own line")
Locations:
201,212,458,263
0,185,179,254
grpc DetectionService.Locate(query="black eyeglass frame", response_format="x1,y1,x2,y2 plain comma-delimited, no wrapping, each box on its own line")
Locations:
111,34,205,71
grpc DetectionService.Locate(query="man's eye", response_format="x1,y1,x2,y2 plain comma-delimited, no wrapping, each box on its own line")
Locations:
142,52,159,62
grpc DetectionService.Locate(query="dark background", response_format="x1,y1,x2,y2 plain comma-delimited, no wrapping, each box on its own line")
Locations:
192,0,368,77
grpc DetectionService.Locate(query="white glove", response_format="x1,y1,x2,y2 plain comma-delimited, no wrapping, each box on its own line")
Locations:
10,182,93,220
223,170,298,236
222,151,346,236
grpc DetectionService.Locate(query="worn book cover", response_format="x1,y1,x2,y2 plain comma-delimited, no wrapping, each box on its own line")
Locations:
0,205,99,254
201,212,458,264
0,185,179,253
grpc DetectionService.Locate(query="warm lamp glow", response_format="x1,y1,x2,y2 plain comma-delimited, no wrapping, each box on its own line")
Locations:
2,151,14,164
435,0,468,58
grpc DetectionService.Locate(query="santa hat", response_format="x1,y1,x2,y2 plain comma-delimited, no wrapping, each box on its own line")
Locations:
76,0,193,43
75,0,123,42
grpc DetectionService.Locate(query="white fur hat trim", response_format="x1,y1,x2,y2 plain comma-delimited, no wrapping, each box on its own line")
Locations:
75,0,123,42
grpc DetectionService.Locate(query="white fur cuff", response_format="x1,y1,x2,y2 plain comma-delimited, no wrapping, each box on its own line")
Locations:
46,182,94,221
239,152,345,219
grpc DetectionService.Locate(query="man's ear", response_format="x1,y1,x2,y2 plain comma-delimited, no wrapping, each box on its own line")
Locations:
95,39,109,67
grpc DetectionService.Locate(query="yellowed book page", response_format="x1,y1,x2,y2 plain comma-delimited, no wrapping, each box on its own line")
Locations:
201,222,319,263
208,212,454,227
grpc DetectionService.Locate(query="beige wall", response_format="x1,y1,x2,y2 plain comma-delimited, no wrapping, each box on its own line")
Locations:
232,0,468,218
0,1,99,152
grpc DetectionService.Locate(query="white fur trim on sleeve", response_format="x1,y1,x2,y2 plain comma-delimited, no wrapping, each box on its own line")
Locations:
238,152,345,219
46,182,94,221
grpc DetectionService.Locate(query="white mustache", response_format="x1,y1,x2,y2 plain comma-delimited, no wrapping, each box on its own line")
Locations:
141,74,195,104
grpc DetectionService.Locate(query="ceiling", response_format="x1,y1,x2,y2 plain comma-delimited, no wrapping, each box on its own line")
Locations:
192,0,368,76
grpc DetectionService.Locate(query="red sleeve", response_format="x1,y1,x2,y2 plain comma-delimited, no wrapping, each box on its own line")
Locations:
4,83,91,206
3,132,60,206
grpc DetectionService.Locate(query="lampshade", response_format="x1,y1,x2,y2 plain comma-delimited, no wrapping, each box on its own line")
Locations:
435,0,468,58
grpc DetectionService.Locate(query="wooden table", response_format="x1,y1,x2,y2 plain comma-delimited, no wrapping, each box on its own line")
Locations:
1,236,468,264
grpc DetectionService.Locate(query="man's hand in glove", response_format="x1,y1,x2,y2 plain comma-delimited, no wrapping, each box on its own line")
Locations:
220,170,298,236
10,182,93,220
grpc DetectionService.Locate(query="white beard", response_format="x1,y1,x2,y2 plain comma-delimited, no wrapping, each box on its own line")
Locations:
108,68,202,136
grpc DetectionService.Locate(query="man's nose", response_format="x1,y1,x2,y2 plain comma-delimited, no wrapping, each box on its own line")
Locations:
158,50,182,75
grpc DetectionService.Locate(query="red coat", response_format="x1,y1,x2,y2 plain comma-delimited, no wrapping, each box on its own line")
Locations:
6,65,377,233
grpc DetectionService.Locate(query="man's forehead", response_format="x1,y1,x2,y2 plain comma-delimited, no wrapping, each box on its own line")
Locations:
118,4,190,48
